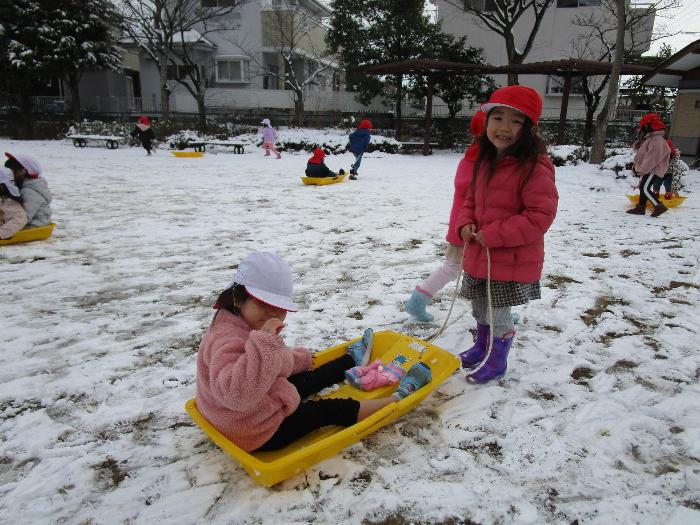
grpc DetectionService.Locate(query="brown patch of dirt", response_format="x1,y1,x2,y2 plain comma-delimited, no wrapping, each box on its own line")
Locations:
581,296,628,327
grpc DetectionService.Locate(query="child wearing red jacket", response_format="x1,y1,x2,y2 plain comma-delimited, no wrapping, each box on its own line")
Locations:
456,86,558,383
196,251,431,452
404,110,486,322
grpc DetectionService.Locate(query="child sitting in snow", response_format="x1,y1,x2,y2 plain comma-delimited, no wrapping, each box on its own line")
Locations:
305,148,345,178
196,251,432,452
4,152,52,228
0,167,27,239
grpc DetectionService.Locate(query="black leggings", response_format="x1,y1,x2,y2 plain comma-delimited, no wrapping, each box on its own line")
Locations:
256,354,360,451
639,174,661,208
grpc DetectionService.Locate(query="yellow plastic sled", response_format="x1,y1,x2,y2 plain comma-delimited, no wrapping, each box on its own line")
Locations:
185,330,460,487
172,151,204,158
627,194,687,208
0,223,56,246
301,173,347,186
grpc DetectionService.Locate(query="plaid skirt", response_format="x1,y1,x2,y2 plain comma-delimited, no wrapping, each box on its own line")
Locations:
460,274,541,307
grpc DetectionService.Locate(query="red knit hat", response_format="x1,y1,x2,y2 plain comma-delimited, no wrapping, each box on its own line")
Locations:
139,115,150,125
639,112,665,131
358,119,372,130
481,85,543,125
308,148,325,164
470,110,486,136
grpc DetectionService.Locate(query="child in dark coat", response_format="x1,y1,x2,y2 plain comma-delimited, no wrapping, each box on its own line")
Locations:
347,119,372,180
305,148,345,178
130,116,156,155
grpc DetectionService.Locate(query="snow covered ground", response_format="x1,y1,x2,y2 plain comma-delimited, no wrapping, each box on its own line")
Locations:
1,138,699,525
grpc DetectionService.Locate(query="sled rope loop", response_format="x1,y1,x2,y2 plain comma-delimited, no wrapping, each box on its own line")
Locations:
426,239,493,379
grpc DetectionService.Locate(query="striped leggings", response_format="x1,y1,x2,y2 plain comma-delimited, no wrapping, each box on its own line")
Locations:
638,174,661,208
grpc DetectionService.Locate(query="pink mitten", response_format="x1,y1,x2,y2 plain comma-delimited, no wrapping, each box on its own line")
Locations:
346,359,406,391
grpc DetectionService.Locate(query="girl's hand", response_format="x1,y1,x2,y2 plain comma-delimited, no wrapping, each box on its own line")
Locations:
460,224,476,241
474,230,486,246
261,318,286,335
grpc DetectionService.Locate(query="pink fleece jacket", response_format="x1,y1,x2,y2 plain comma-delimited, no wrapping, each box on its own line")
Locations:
634,130,671,177
456,154,558,283
196,309,313,452
446,144,480,246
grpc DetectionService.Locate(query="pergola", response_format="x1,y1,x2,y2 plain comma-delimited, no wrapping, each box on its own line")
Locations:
364,58,653,155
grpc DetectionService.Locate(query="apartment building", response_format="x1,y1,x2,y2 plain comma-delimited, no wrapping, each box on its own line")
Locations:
435,0,655,118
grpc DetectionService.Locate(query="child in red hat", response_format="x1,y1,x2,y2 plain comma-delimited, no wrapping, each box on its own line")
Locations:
130,115,156,155
455,85,558,383
347,119,372,180
627,113,671,217
304,148,345,178
405,110,487,322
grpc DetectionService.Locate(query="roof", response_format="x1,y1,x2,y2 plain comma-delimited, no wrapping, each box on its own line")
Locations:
641,39,700,87
364,58,652,77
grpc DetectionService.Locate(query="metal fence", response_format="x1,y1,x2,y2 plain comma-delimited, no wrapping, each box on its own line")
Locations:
29,96,160,115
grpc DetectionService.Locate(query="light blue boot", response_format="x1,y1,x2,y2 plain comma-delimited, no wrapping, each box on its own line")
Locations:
347,328,374,366
405,288,434,322
395,363,432,399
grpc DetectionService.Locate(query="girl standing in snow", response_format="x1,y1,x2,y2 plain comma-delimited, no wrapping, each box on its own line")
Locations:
456,86,558,383
347,119,372,180
627,113,671,218
405,110,487,322
4,152,52,228
0,167,27,239
196,251,431,452
259,118,282,159
130,116,156,155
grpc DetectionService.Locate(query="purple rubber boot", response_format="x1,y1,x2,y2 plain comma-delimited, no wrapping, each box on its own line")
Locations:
467,335,514,384
458,323,490,369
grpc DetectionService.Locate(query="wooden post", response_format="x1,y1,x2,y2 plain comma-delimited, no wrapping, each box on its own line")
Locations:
557,71,572,145
423,75,434,156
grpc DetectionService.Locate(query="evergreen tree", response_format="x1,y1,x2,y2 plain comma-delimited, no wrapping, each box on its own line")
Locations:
327,0,436,134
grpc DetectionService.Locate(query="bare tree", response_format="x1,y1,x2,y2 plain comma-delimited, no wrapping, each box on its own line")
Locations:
590,0,626,164
228,5,336,126
119,0,237,120
570,0,680,143
446,0,555,85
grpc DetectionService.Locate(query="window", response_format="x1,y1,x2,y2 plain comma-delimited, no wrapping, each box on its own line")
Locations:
546,75,585,95
201,0,236,7
167,64,199,81
463,0,495,11
557,0,601,7
216,57,249,82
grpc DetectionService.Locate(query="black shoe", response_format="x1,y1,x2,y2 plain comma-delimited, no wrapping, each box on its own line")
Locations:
349,174,357,180
650,203,668,218
626,205,645,215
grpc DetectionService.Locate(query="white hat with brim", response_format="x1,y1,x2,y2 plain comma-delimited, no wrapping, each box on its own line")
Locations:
260,118,271,126
5,152,42,177
228,251,299,312
0,167,20,197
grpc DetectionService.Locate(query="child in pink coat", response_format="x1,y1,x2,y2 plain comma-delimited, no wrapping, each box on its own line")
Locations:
456,86,558,383
0,167,27,239
259,118,281,159
196,251,432,452
627,113,672,217
404,110,487,322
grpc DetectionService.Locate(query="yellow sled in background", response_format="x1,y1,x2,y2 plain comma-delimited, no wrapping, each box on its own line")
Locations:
301,173,347,186
627,194,687,208
0,223,56,246
172,151,204,158
185,330,459,487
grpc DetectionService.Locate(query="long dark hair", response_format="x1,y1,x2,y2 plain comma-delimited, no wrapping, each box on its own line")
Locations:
472,111,547,191
213,283,248,321
0,184,22,203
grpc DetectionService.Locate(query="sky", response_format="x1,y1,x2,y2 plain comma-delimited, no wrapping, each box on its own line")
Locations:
648,0,700,55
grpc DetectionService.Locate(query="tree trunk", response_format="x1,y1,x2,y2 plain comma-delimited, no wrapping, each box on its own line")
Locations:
505,33,519,85
196,90,206,131
294,92,304,126
583,106,595,145
395,74,403,138
590,0,626,164
159,48,170,119
68,73,82,122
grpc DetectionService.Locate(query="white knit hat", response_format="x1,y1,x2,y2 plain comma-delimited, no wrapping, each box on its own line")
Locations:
229,251,298,311
0,167,20,197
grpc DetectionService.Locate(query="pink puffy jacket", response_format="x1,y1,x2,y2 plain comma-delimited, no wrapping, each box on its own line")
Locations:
634,130,671,177
446,144,479,246
196,309,313,452
456,154,558,283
